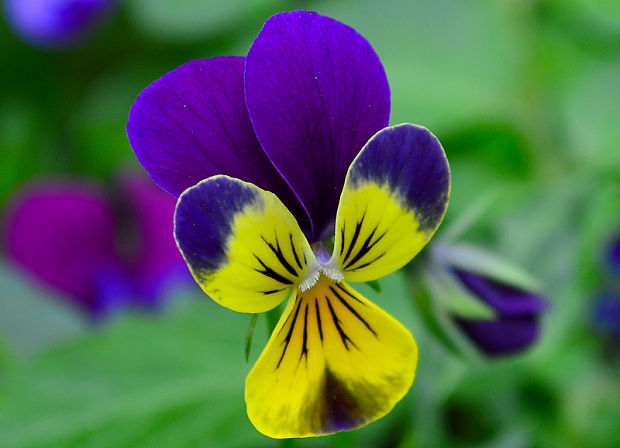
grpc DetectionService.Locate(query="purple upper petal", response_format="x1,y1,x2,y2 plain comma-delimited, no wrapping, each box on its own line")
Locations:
3,182,126,314
118,173,193,307
452,269,546,356
126,57,309,234
3,0,113,48
245,11,390,242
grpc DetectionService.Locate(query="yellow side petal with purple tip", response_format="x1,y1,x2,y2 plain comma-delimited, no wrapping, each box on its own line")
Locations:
332,124,451,282
174,175,317,313
245,275,416,438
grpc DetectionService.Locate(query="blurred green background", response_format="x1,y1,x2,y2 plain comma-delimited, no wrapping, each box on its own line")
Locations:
1,0,619,447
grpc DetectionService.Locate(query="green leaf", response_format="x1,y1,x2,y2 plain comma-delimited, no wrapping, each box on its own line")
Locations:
245,314,259,363
365,280,382,293
0,297,271,448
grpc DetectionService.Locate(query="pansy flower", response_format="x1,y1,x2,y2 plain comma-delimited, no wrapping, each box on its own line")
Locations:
3,0,114,48
3,173,191,318
127,11,450,438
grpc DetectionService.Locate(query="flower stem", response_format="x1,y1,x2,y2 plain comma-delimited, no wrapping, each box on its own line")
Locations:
265,308,279,335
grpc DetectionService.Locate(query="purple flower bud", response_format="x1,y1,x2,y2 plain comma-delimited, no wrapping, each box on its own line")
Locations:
3,0,113,48
451,268,547,356
428,242,547,357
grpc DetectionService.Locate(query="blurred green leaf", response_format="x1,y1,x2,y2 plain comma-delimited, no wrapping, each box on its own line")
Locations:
127,0,282,42
422,264,497,320
0,98,65,202
318,0,526,131
0,261,86,357
67,70,147,178
562,60,620,170
0,297,272,448
441,122,533,179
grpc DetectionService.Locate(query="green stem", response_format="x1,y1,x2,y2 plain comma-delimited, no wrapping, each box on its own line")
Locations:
265,306,281,334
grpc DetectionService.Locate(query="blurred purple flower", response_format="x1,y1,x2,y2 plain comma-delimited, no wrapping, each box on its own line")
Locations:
594,293,620,339
3,0,113,48
607,233,620,277
3,173,192,318
451,268,547,356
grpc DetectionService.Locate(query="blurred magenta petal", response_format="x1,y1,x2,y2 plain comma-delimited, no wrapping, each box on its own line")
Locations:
119,174,192,307
126,57,309,234
245,11,390,241
4,175,194,318
3,0,113,48
452,269,547,356
4,183,123,313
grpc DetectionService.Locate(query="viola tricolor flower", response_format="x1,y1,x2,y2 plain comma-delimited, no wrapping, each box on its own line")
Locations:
428,243,547,357
3,174,191,318
3,0,113,48
127,11,450,438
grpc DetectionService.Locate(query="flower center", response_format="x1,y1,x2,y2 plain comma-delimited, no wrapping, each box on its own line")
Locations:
299,242,344,292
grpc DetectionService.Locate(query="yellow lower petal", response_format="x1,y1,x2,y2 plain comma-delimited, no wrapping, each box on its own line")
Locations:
245,275,417,438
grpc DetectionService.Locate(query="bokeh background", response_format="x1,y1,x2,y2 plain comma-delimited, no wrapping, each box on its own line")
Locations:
1,0,619,447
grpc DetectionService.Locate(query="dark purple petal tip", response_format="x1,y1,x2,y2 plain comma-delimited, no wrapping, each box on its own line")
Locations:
174,176,260,276
348,124,450,233
245,10,390,242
